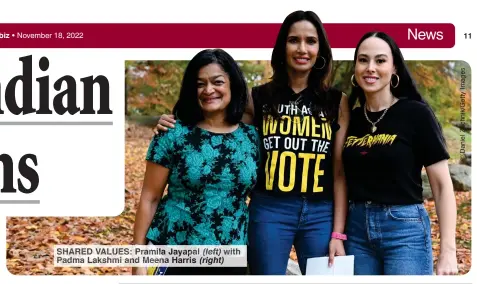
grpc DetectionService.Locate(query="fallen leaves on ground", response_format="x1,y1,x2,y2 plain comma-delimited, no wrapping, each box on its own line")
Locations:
6,124,472,275
426,192,471,274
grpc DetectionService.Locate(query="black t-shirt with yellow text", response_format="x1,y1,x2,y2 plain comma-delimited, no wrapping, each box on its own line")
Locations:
252,84,341,200
342,99,449,204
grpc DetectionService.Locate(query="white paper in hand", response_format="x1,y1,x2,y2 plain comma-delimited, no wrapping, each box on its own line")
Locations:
305,255,354,275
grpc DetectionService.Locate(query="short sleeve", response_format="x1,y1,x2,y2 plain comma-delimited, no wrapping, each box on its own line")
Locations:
145,130,174,168
244,120,259,142
415,104,450,167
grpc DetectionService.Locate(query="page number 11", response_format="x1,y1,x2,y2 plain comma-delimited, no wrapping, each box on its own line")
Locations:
464,33,472,39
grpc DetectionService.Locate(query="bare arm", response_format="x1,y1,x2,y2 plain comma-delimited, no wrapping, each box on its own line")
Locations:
133,162,170,245
426,159,458,275
328,93,350,265
242,89,255,125
332,93,349,234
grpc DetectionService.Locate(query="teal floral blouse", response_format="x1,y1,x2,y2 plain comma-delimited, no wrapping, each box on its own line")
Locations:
145,120,260,245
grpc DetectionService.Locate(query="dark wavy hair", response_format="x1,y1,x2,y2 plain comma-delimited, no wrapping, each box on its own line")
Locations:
265,10,338,121
348,31,424,109
173,49,248,125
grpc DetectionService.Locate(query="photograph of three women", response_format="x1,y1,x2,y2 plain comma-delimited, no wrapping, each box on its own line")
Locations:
127,10,471,276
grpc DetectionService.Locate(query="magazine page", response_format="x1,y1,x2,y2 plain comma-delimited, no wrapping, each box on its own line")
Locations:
0,0,474,283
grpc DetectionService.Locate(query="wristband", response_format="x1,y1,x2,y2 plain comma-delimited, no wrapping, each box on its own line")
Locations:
331,232,347,240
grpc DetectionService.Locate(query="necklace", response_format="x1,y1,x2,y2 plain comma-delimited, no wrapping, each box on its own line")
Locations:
291,92,303,105
363,97,396,133
290,93,305,118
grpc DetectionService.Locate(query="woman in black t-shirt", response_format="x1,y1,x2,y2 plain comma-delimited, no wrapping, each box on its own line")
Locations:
155,11,350,275
343,31,458,275
244,11,349,275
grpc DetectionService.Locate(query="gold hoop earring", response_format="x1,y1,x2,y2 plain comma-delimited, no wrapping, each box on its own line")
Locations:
313,56,326,70
351,74,357,87
391,74,400,88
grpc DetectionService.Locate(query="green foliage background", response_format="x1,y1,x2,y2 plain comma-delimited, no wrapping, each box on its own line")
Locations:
125,60,471,161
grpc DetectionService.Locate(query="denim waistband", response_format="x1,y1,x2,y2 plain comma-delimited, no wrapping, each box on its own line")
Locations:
252,190,333,203
350,200,424,209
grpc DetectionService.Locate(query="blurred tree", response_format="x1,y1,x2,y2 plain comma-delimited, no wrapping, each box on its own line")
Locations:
125,60,470,127
126,61,188,116
125,60,268,116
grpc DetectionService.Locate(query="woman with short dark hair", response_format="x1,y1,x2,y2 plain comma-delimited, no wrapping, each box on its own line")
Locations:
133,49,260,275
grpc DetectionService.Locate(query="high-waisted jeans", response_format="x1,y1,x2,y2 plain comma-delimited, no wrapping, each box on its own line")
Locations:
247,191,333,275
344,201,433,275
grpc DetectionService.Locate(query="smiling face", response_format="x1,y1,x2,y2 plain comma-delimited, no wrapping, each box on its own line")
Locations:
285,20,319,75
196,63,231,115
355,37,396,95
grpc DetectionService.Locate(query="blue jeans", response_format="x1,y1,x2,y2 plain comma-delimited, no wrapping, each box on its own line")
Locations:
247,191,333,275
344,201,433,275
